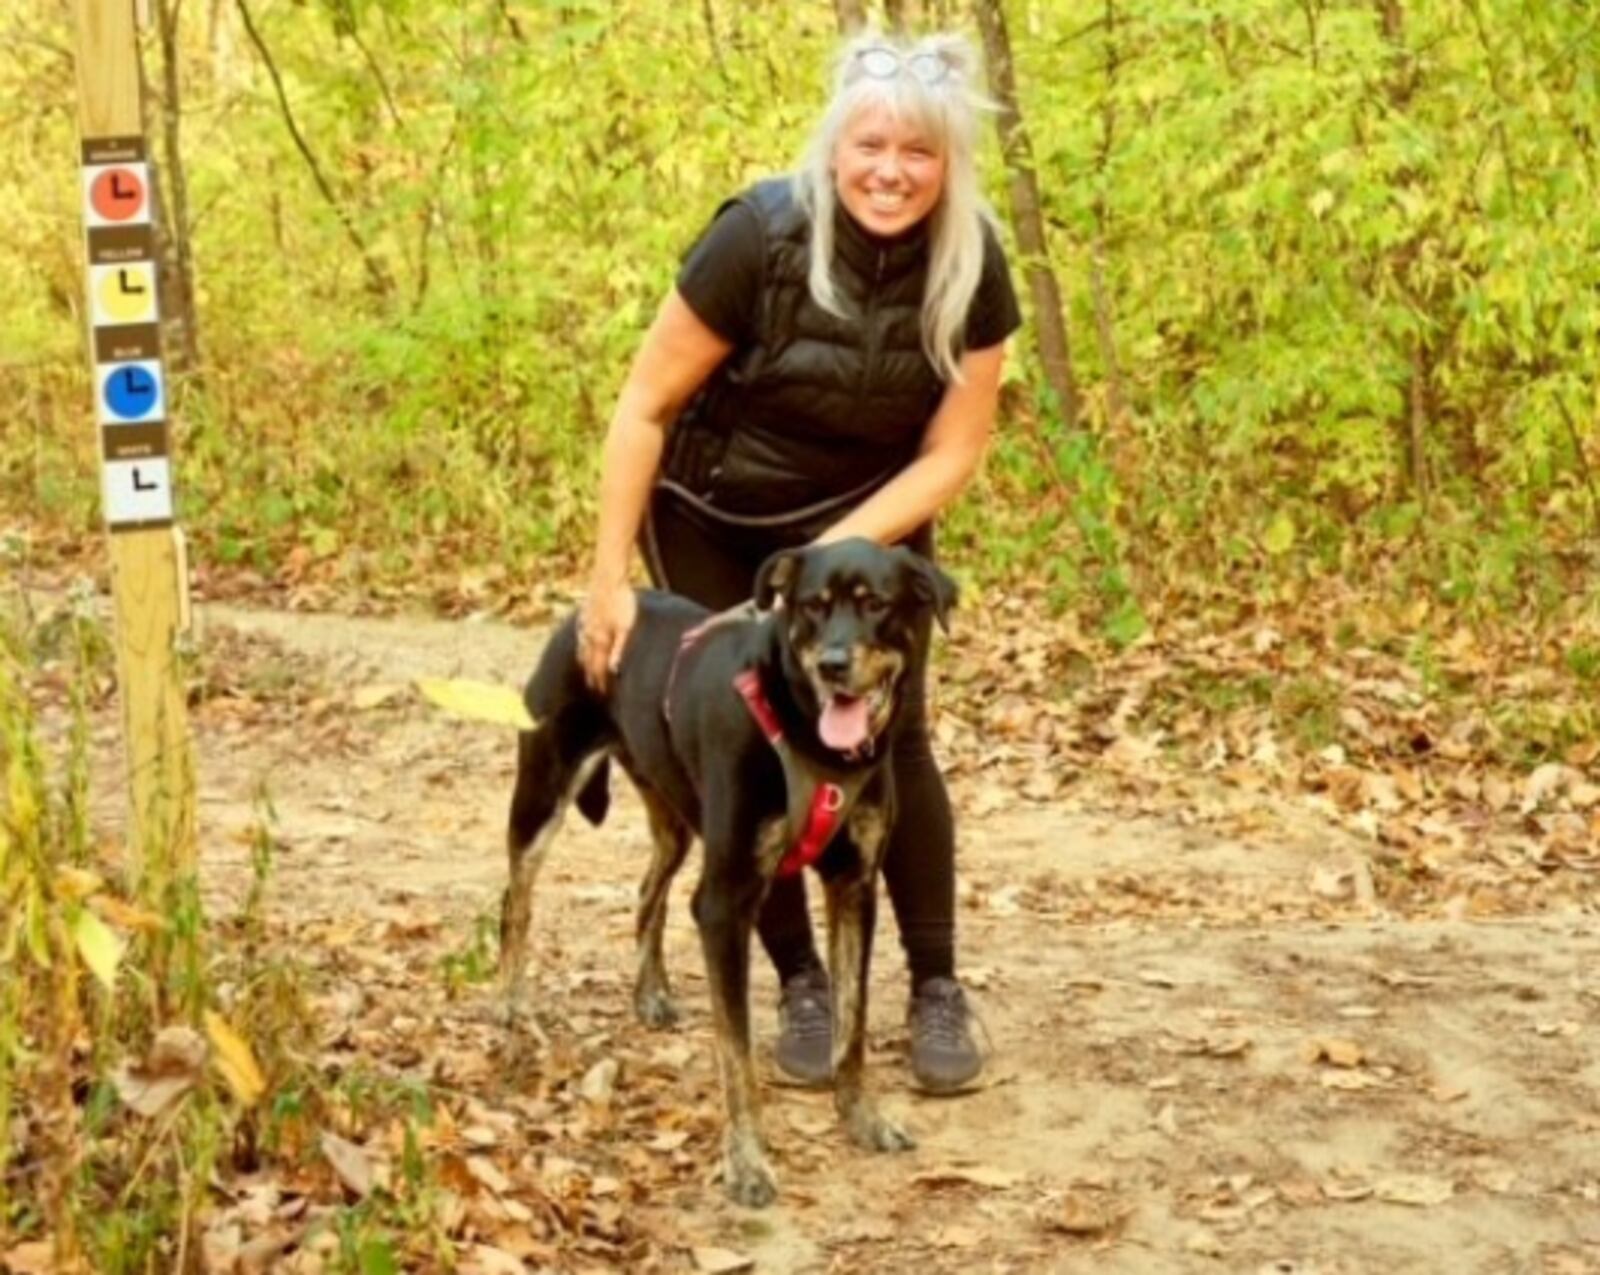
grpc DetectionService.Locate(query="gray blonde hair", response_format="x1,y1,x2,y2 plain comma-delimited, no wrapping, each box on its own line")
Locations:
793,31,997,384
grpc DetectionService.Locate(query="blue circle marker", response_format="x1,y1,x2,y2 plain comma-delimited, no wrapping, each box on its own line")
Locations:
104,364,159,420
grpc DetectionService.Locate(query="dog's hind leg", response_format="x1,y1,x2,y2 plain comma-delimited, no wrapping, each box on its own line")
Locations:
826,804,914,1153
633,789,692,1029
501,718,606,1029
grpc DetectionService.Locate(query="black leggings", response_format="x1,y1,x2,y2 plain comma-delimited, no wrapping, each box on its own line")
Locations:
642,488,956,990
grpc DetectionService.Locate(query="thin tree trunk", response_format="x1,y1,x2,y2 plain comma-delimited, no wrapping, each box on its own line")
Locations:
1375,0,1430,505
1091,0,1129,436
972,0,1080,431
884,0,910,32
236,0,394,299
151,0,201,378
833,0,867,34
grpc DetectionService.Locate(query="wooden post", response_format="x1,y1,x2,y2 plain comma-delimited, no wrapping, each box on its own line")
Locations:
72,0,196,888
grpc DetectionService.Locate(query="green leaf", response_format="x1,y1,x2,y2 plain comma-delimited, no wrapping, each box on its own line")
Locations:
1263,512,1297,557
359,1238,399,1275
71,907,123,991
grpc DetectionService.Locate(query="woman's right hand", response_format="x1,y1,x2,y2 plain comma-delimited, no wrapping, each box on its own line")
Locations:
578,579,638,692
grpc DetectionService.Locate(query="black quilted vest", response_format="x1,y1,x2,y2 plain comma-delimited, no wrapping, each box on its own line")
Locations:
661,178,946,520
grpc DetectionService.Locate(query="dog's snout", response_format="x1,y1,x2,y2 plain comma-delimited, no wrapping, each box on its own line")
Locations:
817,647,852,680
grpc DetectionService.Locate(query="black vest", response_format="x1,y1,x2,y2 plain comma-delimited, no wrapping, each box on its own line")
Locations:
661,178,947,520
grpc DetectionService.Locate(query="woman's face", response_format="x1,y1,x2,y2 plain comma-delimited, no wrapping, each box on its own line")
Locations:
832,103,946,238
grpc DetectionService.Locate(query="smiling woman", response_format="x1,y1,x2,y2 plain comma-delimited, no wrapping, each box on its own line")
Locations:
572,29,1021,1095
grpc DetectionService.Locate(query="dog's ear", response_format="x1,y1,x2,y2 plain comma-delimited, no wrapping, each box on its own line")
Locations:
754,548,802,612
905,554,958,632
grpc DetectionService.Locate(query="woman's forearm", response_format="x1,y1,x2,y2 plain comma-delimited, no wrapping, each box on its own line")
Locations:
818,445,981,547
590,409,667,587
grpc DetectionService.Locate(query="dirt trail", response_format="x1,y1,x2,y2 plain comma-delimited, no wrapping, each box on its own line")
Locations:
183,603,1600,1273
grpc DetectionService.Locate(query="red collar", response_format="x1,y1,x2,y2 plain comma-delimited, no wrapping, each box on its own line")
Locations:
663,616,861,879
732,669,850,877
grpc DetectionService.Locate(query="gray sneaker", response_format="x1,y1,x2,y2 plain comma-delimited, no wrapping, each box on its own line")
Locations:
908,977,983,1093
774,966,833,1087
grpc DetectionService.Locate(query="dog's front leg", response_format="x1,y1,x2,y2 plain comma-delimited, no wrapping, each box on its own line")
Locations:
827,807,915,1153
692,851,777,1207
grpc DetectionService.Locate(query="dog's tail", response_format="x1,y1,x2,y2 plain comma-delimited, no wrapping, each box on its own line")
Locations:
575,756,611,826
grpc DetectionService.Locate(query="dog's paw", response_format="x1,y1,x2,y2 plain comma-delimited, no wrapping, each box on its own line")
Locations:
632,987,680,1030
844,1104,915,1153
723,1145,779,1208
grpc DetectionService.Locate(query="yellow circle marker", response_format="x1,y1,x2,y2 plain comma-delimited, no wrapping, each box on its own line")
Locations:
96,262,157,323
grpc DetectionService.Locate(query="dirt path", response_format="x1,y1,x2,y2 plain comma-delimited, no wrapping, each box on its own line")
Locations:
168,604,1600,1272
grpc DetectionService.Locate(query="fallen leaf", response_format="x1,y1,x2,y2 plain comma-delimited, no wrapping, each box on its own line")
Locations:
1,1241,56,1275
111,1026,207,1117
1320,1070,1381,1091
465,1156,511,1196
692,1247,754,1273
911,1164,1023,1190
1050,1190,1121,1235
321,1131,374,1198
417,678,535,730
352,683,404,710
1376,1175,1454,1207
460,1244,527,1275
578,1058,619,1104
1429,1079,1470,1104
1304,1037,1365,1068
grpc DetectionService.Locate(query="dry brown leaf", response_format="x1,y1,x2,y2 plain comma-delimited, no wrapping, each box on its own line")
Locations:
111,1026,207,1118
465,1156,511,1196
460,1244,528,1275
911,1164,1023,1190
352,683,404,710
691,1247,755,1273
1304,1037,1365,1068
320,1131,374,1199
1375,1175,1454,1207
1050,1190,1122,1236
933,1225,982,1249
1,1242,57,1275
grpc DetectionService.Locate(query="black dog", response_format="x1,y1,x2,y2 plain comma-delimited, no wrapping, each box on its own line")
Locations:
500,537,955,1206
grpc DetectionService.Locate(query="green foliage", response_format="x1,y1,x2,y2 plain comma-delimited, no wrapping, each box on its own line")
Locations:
2,0,1597,630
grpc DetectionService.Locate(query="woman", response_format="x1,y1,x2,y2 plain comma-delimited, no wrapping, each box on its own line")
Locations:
576,30,1020,1093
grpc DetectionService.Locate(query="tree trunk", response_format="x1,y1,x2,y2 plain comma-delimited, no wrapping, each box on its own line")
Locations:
236,0,394,300
972,0,1080,431
1375,0,1431,506
1091,0,1129,436
883,0,910,32
833,0,867,33
150,0,201,379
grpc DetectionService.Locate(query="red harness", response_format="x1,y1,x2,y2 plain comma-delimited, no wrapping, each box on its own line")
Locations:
667,615,858,879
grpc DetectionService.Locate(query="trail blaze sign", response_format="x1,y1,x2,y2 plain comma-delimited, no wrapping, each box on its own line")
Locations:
73,0,195,878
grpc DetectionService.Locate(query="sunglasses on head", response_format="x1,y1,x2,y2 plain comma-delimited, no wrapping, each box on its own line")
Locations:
853,46,953,86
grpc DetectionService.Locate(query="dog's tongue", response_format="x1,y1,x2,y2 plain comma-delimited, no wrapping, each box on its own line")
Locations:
819,694,870,751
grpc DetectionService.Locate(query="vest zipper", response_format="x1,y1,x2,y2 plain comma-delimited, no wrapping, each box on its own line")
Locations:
858,247,887,397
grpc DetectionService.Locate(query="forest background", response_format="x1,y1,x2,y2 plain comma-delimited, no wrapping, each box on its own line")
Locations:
3,0,1597,644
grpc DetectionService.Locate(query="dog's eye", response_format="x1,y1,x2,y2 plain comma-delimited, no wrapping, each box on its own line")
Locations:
861,595,889,616
801,596,830,617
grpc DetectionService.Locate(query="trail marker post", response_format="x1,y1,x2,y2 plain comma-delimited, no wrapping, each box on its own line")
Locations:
72,0,196,884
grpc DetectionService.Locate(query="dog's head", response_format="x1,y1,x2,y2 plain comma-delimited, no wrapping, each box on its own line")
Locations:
754,538,957,757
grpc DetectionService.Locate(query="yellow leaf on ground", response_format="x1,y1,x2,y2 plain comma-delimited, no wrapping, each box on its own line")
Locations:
71,908,123,991
204,1010,267,1108
416,678,535,730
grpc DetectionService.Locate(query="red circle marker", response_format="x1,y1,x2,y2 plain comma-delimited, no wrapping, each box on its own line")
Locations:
91,167,145,222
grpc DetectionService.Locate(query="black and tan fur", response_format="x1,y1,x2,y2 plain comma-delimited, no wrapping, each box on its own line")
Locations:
500,538,955,1206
